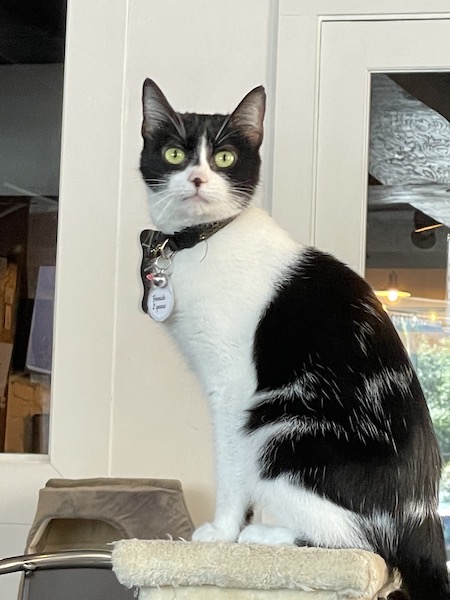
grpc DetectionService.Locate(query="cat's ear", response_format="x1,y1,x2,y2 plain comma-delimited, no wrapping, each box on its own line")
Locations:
142,78,184,138
229,86,266,148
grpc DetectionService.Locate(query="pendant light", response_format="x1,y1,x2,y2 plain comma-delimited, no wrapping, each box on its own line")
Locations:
374,271,411,303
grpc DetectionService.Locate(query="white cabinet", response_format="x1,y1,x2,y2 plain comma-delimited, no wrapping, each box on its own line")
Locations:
273,1,450,273
0,0,128,528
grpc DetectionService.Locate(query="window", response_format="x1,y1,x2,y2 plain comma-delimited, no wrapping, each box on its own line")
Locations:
0,1,66,453
365,72,450,507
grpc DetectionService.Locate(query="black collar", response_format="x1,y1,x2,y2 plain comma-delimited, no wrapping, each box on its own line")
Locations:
140,216,235,262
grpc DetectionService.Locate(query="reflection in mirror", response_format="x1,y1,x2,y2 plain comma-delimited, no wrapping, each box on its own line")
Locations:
366,73,450,529
0,2,66,454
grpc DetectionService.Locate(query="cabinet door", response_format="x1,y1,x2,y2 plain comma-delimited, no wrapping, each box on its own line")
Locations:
0,0,128,579
316,18,450,273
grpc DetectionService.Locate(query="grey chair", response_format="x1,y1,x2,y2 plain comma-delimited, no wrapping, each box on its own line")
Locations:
0,550,135,600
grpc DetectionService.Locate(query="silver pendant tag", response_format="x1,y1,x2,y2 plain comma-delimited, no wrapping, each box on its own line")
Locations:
147,277,174,322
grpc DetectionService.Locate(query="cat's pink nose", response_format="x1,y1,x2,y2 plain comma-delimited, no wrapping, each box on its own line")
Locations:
189,169,208,188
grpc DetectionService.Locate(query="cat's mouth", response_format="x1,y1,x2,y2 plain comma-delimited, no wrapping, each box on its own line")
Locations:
183,192,209,204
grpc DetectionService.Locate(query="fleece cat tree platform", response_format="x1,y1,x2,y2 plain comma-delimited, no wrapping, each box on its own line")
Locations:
112,539,397,600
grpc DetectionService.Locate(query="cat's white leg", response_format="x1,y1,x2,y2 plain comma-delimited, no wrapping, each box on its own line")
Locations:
238,524,296,545
192,453,250,542
192,386,255,543
192,467,248,542
192,484,248,542
192,519,241,543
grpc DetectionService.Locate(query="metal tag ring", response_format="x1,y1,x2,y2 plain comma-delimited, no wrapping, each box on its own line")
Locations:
154,254,172,273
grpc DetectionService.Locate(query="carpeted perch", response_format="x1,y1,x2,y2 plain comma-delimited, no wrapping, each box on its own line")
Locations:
112,539,398,599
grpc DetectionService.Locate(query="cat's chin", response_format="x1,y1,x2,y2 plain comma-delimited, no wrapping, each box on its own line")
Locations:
182,193,209,206
148,198,244,233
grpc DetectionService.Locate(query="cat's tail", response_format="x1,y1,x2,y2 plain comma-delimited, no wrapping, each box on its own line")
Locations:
385,513,450,600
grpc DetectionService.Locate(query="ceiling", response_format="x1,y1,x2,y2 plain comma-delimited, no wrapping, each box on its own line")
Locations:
0,1,65,211
0,0,66,64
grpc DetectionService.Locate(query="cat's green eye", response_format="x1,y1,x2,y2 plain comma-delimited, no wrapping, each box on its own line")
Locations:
214,149,236,169
164,147,186,165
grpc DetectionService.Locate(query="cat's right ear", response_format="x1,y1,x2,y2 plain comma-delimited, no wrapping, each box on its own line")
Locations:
142,79,183,138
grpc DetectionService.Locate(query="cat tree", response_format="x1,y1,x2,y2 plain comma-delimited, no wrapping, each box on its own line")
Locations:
112,539,398,600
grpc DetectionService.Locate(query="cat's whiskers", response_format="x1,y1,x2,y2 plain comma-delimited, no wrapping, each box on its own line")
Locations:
142,177,168,188
150,188,185,228
214,116,232,144
230,187,254,199
152,189,175,208
169,114,186,141
215,127,241,146
229,181,255,194
229,186,255,207
148,191,171,209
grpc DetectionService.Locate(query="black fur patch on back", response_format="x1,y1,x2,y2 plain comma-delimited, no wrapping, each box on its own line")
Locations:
248,248,440,515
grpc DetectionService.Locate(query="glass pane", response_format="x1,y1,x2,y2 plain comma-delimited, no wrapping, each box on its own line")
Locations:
366,72,450,547
0,2,66,453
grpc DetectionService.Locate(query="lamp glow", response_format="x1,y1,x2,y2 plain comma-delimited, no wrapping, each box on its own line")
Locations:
374,271,411,304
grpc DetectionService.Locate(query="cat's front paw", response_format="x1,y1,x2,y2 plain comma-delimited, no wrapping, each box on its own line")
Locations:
192,522,239,543
238,524,296,545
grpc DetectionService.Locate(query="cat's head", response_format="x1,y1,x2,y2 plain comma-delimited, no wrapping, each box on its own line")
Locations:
140,79,266,233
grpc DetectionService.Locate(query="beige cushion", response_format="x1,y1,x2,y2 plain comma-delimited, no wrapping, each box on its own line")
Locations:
112,539,398,600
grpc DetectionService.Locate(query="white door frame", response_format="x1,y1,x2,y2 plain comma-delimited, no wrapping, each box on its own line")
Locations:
273,1,450,270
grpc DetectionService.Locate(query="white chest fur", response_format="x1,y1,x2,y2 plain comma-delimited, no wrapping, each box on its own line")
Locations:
164,206,300,404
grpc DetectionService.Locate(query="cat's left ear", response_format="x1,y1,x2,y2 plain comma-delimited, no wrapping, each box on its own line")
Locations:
229,86,266,149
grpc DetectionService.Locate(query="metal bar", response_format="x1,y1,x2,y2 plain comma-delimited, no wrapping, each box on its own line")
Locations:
0,550,113,576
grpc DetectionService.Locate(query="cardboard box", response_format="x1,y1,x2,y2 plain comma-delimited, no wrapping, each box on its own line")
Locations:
0,342,13,449
0,258,7,340
0,261,19,344
4,373,50,453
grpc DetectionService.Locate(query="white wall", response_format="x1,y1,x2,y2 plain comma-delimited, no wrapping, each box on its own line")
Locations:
110,0,277,526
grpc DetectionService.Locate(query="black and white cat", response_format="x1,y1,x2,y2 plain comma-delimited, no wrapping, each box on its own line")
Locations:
139,78,450,600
